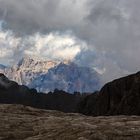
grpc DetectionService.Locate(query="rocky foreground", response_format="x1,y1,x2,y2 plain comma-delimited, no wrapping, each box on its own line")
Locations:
0,104,140,140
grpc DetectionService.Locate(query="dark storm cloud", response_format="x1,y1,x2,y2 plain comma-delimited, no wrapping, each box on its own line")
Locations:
0,0,90,35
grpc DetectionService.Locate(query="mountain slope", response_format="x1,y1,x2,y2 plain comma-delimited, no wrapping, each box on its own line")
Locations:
29,62,100,93
1,71,140,116
0,74,82,112
3,57,59,86
2,57,101,93
78,72,140,116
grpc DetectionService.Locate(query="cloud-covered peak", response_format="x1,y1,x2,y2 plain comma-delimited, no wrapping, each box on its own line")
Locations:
24,32,87,61
0,0,140,85
0,29,88,65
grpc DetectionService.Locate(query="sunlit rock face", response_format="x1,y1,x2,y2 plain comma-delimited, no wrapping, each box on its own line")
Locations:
1,57,101,93
3,57,60,86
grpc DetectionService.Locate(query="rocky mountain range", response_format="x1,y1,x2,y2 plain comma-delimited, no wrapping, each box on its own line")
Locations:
0,73,83,112
1,71,140,139
0,72,140,138
0,57,101,93
1,70,140,116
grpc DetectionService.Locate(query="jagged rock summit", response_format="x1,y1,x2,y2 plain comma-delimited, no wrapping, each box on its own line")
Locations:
0,57,101,93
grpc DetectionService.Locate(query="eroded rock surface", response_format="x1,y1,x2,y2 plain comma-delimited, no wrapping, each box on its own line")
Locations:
78,72,140,116
1,57,100,93
0,104,140,140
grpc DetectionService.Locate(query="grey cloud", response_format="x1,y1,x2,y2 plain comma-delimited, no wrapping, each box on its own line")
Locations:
0,0,140,84
86,0,140,79
0,0,90,35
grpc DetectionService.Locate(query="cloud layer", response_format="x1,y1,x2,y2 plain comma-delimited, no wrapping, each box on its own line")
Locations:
0,29,88,65
0,0,91,35
0,0,140,84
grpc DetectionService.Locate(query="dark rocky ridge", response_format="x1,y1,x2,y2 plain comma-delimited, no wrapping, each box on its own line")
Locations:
0,73,83,113
78,72,140,116
1,71,140,116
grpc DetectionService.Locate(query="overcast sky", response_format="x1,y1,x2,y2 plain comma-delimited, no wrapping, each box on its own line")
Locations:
0,0,140,84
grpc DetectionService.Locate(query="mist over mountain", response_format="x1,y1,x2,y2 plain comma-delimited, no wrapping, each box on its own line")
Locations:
0,64,6,70
0,57,101,93
0,0,140,84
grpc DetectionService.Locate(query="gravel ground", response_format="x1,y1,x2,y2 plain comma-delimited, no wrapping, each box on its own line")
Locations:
0,104,140,140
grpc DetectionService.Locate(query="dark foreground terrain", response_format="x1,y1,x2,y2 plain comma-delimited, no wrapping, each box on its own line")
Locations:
1,72,140,116
0,104,140,140
0,73,82,113
78,72,140,116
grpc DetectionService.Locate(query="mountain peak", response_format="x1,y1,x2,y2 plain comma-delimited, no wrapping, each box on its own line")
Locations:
17,57,34,67
2,57,101,93
16,57,59,73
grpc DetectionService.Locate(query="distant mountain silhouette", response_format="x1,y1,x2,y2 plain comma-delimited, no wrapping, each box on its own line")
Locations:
0,73,83,112
1,72,140,116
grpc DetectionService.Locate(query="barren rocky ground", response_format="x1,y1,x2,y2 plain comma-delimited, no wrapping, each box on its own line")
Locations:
0,104,140,140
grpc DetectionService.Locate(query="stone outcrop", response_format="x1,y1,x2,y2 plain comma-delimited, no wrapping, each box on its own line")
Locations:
78,72,140,116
